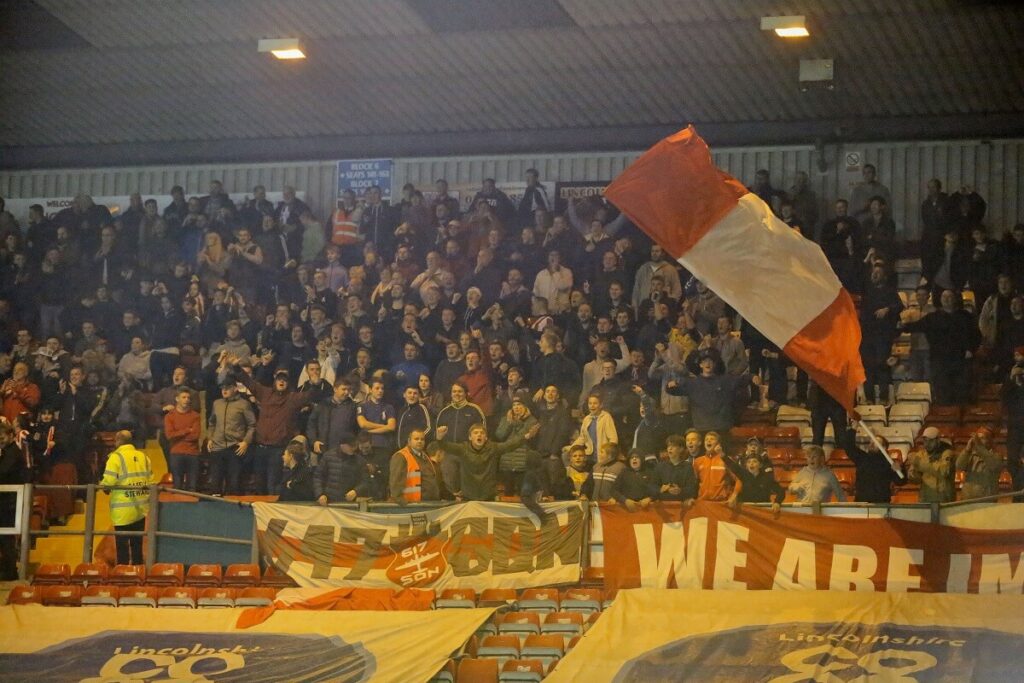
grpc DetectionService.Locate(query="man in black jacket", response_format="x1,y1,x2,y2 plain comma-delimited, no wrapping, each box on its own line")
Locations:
314,440,370,505
533,385,574,461
840,423,904,503
859,265,903,404
901,289,981,406
306,377,359,461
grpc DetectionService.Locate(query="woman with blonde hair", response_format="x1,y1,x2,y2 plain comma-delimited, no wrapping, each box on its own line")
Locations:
196,231,232,297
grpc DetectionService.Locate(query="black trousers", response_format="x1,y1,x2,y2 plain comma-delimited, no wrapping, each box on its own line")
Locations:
115,517,147,566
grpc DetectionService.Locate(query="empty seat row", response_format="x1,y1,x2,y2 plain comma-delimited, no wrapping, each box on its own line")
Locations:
476,610,595,643
436,587,608,614
32,562,295,588
8,584,278,608
435,657,555,683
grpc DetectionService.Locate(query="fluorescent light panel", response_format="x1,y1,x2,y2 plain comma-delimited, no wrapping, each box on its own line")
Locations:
258,38,306,60
271,48,306,59
760,15,809,38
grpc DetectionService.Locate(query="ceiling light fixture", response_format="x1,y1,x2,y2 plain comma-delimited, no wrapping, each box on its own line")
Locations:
258,38,306,60
760,16,809,38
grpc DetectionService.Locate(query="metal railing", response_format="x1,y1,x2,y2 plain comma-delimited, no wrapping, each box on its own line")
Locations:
16,483,260,582
12,485,1023,582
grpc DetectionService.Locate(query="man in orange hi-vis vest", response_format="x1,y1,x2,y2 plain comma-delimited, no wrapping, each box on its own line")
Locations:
331,190,363,247
389,429,442,503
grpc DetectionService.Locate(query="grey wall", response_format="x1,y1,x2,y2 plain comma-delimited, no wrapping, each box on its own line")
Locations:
3,137,1022,240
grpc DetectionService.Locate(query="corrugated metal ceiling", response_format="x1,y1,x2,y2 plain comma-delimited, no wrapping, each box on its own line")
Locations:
1,0,1022,160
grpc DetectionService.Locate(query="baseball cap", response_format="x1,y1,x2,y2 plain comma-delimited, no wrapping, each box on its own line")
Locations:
921,426,940,439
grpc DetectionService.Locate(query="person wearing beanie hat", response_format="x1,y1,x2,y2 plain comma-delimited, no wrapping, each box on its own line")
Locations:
906,426,956,502
956,426,1002,500
614,450,658,511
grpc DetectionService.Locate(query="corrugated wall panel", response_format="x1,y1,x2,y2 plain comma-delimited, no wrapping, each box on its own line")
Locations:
2,139,1022,238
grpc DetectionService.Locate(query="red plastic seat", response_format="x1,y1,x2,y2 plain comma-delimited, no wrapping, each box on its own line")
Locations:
107,564,146,585
185,564,222,586
71,562,108,585
457,658,499,683
147,562,184,586
223,563,260,587
7,585,43,605
41,584,82,606
32,563,70,585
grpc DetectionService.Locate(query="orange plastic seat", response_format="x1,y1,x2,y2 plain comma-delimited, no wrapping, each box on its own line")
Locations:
517,588,559,613
435,587,477,609
499,659,545,683
108,564,146,585
498,612,541,638
520,633,565,665
119,585,160,607
185,564,222,586
7,585,43,605
235,586,277,607
71,562,108,586
541,611,584,636
479,588,517,607
147,563,184,586
430,658,457,683
261,564,297,588
478,634,521,661
559,587,602,614
198,586,236,608
158,586,197,608
32,563,70,585
82,585,119,607
457,658,499,683
223,563,260,587
41,584,82,606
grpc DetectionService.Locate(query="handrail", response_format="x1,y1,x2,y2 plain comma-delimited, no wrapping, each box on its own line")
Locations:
159,485,255,507
940,488,1024,508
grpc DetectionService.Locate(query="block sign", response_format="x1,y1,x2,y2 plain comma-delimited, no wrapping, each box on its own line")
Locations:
337,159,393,200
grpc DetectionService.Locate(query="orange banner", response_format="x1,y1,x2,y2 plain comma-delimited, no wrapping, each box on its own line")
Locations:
600,502,1024,593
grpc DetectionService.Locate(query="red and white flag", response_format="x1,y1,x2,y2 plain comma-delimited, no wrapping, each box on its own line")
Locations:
605,126,865,410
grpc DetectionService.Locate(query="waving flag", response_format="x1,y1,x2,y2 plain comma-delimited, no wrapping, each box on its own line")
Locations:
605,126,864,410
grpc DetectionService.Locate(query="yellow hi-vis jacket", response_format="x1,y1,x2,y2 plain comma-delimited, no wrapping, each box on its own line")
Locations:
99,444,153,526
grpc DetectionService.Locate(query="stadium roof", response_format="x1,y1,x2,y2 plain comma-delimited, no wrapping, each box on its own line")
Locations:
2,0,1023,168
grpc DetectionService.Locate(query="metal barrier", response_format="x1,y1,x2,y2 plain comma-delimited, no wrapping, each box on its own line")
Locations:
12,485,1023,582
16,483,263,581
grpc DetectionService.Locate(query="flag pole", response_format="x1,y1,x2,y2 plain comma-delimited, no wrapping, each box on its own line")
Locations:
851,417,905,479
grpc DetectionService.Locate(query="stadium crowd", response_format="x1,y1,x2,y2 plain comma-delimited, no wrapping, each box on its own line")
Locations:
0,163,1021,524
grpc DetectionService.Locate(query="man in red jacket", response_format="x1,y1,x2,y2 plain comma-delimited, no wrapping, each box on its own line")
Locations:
163,389,201,491
242,369,316,495
458,350,494,416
